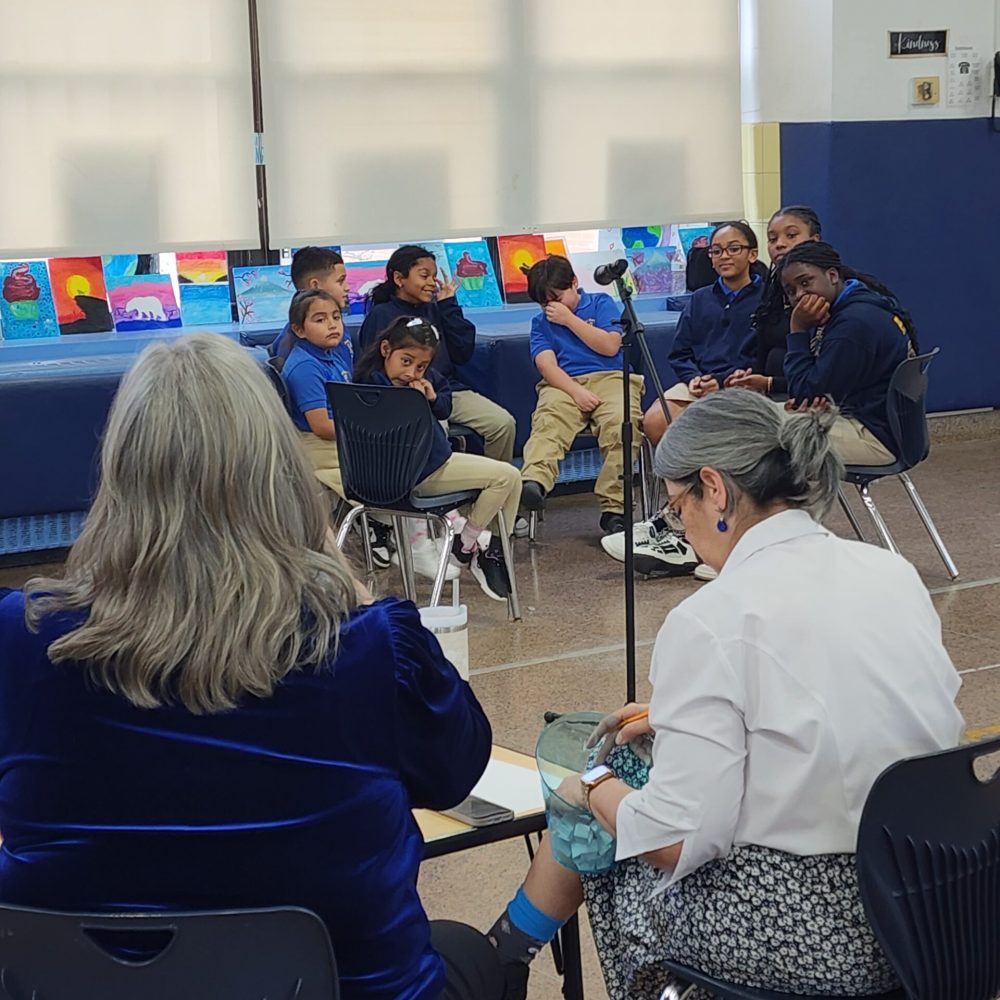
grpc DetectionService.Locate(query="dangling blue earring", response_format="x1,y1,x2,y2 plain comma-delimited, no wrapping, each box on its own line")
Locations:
716,517,728,533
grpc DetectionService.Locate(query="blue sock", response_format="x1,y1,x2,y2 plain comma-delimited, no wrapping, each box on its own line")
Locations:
508,886,564,943
487,886,565,966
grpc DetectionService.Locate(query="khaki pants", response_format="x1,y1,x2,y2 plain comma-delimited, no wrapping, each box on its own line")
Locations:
415,452,522,533
829,416,895,466
520,371,644,513
450,389,517,464
298,431,346,499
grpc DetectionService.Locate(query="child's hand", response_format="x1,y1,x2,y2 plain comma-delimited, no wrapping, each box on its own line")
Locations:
572,386,602,413
689,375,720,398
544,301,574,327
726,370,769,392
436,276,459,300
411,378,436,402
724,368,751,387
790,293,830,333
784,396,830,413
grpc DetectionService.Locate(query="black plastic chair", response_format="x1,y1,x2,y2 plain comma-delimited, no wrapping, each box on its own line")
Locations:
0,904,338,1000
856,734,1000,1000
837,348,957,580
261,355,294,416
328,382,521,619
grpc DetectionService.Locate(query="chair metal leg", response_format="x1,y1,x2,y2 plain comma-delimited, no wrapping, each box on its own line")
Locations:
637,447,650,522
358,511,376,576
856,482,900,554
391,515,417,602
428,515,453,608
496,511,522,622
899,472,959,579
528,510,539,544
335,504,366,550
837,487,866,543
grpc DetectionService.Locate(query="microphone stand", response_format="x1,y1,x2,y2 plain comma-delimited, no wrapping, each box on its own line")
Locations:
613,275,671,703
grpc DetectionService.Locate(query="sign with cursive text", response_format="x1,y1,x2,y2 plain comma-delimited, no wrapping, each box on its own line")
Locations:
889,30,949,58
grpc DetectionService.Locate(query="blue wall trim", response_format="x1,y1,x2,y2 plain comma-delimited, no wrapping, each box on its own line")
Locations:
781,118,1000,412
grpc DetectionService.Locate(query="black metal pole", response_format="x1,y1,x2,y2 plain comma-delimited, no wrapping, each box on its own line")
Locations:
614,278,671,705
246,0,274,264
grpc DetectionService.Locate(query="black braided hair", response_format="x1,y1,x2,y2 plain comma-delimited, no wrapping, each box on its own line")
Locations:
753,206,823,333
776,241,919,353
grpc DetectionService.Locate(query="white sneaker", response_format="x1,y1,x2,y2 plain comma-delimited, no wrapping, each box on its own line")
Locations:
633,519,698,577
392,535,461,581
694,563,719,581
600,519,658,563
513,515,530,538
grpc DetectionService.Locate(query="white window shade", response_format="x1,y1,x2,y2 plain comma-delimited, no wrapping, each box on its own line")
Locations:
259,0,743,246
0,1,259,257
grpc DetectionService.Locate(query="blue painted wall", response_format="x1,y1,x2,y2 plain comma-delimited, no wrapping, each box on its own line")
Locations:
781,118,1000,412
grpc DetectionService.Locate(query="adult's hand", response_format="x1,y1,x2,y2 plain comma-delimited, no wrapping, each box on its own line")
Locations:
586,702,652,764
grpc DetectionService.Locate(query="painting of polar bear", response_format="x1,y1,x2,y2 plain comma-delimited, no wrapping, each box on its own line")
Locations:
107,274,182,333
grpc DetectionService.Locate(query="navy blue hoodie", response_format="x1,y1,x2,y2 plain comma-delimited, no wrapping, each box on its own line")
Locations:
359,369,454,483
783,281,909,452
667,277,762,385
358,297,475,392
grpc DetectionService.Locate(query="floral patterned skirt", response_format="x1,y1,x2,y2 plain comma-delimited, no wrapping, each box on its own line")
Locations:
581,745,898,1000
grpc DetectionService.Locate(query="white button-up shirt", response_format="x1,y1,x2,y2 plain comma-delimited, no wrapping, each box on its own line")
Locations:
616,509,964,884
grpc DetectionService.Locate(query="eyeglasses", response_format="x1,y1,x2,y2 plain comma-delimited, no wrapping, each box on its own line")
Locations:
663,481,696,525
707,244,752,258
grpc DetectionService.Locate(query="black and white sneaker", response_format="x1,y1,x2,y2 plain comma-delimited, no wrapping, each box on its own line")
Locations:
471,538,512,602
366,521,393,569
601,515,697,577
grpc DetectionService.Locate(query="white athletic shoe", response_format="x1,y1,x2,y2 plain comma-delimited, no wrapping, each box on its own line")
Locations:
694,563,719,582
513,515,530,539
600,519,659,563
392,535,461,581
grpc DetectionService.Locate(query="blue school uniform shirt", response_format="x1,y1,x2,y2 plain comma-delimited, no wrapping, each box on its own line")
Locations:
361,370,454,483
0,591,492,1000
667,276,763,385
784,280,910,452
359,297,475,392
282,338,354,432
529,291,623,377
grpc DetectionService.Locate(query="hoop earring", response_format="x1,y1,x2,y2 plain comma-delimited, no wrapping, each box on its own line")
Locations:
716,517,728,533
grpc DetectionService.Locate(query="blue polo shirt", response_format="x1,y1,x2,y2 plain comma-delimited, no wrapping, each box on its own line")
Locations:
529,291,623,378
283,338,354,432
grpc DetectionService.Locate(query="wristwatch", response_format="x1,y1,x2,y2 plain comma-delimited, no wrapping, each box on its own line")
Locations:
580,764,615,809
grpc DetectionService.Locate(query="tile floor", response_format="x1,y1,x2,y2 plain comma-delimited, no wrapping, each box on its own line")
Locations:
1,434,997,1000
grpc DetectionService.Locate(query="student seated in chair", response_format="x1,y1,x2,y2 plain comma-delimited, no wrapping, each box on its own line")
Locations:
517,254,644,538
354,317,522,604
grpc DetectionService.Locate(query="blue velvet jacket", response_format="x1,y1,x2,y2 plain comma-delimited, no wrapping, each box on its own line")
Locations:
0,593,491,1000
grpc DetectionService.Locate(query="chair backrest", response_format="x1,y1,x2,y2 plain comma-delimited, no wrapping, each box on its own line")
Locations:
326,382,435,506
856,735,1000,1000
884,347,939,470
0,905,338,1000
261,356,294,417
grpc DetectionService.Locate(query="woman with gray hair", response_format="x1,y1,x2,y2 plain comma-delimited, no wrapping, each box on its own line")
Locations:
0,334,509,1000
488,389,963,1000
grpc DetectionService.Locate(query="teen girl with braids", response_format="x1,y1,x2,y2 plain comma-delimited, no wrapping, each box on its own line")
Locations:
726,206,823,397
777,240,919,465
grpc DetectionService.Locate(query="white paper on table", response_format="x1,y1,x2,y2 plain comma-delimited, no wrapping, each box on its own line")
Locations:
471,759,545,816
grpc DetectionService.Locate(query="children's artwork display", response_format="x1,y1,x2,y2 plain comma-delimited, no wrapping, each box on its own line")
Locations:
621,226,664,249
48,256,113,334
627,247,684,295
176,251,228,284
570,251,636,301
232,265,294,325
443,241,502,309
544,238,568,259
107,274,182,333
677,225,715,256
0,261,59,340
345,260,388,315
180,283,232,326
497,234,546,303
101,254,139,280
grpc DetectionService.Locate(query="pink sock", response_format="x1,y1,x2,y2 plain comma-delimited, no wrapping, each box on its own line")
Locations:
460,521,483,553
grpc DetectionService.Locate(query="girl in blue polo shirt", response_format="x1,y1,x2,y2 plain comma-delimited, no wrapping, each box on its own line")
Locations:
642,221,764,448
778,241,917,465
354,318,522,603
517,255,644,538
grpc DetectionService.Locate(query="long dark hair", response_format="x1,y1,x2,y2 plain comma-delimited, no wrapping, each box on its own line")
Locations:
753,206,823,333
353,316,440,382
777,241,919,353
368,245,436,306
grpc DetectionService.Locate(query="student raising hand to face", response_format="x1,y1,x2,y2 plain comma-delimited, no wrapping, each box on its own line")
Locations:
436,275,460,301
790,293,831,333
409,376,437,403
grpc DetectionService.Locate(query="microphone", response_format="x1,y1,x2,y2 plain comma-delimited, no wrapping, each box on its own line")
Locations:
593,259,629,286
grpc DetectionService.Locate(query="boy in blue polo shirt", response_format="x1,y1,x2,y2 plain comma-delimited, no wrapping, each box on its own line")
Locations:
518,255,643,536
